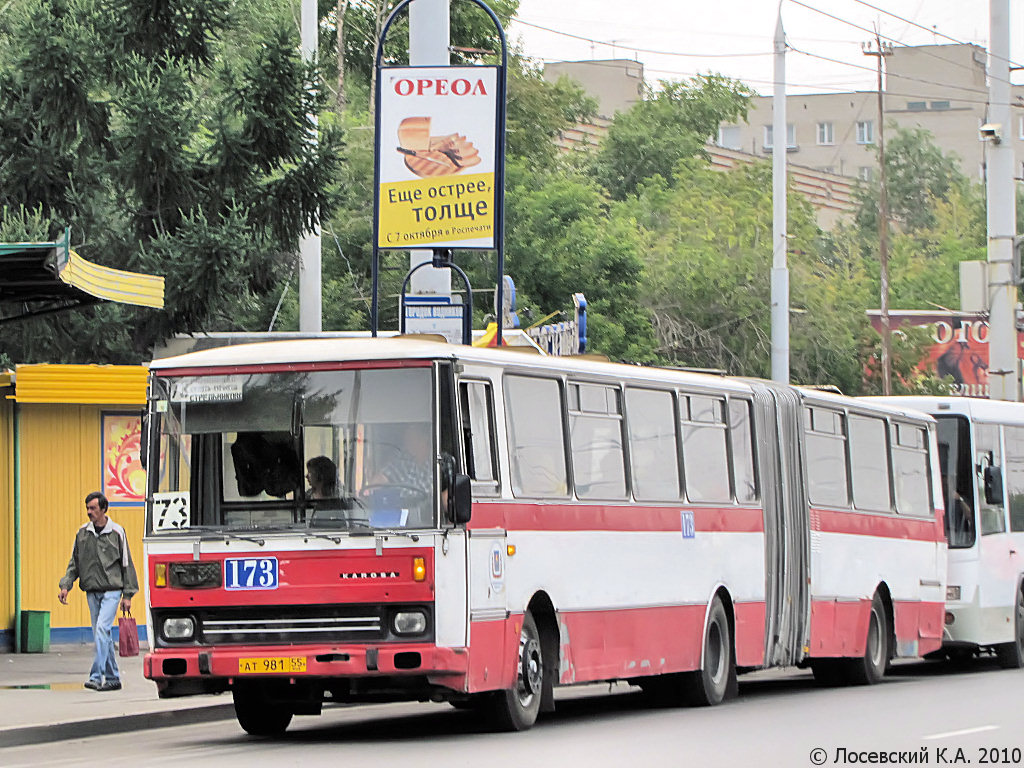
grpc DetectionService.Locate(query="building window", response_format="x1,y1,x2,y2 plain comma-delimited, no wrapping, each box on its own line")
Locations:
856,120,874,144
717,125,742,150
930,100,950,110
859,167,873,181
1018,116,1024,140
764,123,796,151
906,101,926,111
816,121,834,145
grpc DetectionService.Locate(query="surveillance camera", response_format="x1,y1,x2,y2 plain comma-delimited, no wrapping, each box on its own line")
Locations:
980,123,1002,143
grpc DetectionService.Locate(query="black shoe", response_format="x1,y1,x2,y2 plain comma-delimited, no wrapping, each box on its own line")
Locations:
84,679,101,690
99,680,122,691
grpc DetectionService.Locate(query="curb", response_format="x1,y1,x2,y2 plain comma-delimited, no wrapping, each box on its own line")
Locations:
0,703,236,749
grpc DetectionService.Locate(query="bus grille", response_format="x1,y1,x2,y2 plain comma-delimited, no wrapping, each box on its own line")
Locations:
199,607,382,644
153,604,433,646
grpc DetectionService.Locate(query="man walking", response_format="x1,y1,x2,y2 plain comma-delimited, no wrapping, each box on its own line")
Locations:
58,492,139,691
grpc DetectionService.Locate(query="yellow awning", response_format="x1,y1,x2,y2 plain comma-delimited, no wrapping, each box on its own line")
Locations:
62,250,164,309
0,228,164,323
10,364,148,405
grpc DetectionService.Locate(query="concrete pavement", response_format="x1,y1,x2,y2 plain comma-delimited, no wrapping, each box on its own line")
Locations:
0,643,235,748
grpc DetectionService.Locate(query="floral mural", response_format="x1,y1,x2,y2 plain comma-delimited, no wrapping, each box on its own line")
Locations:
103,413,145,503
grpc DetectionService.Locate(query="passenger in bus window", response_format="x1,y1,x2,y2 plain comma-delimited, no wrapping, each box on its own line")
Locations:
307,456,338,499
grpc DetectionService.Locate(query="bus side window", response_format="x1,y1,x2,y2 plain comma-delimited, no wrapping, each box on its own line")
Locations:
1005,426,1024,532
505,375,568,498
459,380,498,494
976,423,1007,535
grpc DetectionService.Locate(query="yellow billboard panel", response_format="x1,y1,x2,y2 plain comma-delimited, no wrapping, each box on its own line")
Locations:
378,172,494,248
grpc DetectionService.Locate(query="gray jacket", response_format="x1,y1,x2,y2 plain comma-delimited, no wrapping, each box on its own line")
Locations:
59,519,139,597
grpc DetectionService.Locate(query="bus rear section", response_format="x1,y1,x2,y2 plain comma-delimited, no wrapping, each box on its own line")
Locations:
867,396,1024,668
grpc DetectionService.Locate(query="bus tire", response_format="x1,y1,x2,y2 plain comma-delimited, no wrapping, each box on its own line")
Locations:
843,593,889,685
233,685,293,737
484,612,543,731
684,596,733,706
995,583,1024,669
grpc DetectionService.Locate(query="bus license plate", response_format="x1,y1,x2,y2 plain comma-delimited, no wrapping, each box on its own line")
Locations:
238,657,306,674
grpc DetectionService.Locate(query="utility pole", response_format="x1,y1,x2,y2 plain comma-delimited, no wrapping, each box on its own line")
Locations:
986,0,1019,401
863,34,893,395
770,9,789,384
298,0,322,332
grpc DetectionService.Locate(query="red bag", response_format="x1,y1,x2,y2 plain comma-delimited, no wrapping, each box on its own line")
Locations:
118,609,139,657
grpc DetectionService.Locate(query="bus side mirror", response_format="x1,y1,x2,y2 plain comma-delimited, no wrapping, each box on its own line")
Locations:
984,465,1004,506
452,473,472,525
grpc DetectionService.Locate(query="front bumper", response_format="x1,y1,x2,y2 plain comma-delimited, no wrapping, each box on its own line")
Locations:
145,643,468,683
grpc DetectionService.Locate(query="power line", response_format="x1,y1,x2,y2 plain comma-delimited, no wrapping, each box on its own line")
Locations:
786,44,1019,108
787,0,1014,87
848,0,1024,70
511,16,772,59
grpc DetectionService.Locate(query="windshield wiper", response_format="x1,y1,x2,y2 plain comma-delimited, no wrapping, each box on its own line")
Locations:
200,530,265,547
303,531,342,544
372,528,421,543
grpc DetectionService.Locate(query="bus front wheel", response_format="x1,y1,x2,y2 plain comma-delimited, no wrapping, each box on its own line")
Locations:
996,584,1024,669
485,612,544,731
233,684,293,737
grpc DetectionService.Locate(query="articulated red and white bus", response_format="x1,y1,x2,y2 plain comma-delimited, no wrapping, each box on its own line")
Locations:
142,337,945,735
866,396,1024,668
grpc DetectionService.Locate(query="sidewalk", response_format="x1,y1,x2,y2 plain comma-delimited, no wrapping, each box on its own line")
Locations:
0,644,234,748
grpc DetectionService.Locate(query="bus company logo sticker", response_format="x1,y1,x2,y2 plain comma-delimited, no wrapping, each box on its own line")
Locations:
339,571,399,580
489,543,505,593
680,510,696,540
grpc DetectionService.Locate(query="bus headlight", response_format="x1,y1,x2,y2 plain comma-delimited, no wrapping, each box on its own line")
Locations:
163,617,195,640
393,611,427,635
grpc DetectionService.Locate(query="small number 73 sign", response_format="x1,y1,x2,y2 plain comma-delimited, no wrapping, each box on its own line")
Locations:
152,492,190,530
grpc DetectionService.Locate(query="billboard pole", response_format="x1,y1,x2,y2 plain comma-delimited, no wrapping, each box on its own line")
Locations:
371,0,508,345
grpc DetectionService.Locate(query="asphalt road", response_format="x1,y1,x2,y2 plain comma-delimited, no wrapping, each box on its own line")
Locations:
6,657,1023,768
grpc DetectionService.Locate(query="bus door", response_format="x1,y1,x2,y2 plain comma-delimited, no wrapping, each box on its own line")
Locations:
974,422,1018,635
750,382,810,667
456,375,510,668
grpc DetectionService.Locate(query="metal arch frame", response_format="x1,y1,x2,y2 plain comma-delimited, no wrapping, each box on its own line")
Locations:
399,250,474,344
371,0,508,346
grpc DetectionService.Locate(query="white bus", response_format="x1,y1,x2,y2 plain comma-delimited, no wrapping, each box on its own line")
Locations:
142,337,945,735
867,396,1024,667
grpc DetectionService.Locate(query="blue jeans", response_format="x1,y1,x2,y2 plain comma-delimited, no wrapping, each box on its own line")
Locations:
86,590,121,683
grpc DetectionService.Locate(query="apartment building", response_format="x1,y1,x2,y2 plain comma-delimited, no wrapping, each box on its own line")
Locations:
544,59,857,228
719,44,1024,182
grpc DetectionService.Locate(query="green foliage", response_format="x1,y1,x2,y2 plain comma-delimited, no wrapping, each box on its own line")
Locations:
592,75,752,200
855,124,968,233
0,0,340,362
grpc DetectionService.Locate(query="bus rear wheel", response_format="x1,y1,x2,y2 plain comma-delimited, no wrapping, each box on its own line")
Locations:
233,684,293,737
843,593,889,685
995,584,1024,669
684,596,733,706
485,612,543,731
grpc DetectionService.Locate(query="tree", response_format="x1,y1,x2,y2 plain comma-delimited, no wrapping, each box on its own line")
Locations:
855,124,968,233
592,75,752,201
0,0,340,363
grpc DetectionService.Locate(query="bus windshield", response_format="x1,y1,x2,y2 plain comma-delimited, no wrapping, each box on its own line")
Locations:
935,415,976,549
149,366,436,534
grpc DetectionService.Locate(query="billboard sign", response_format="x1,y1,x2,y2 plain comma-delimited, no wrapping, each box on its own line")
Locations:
377,66,498,250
